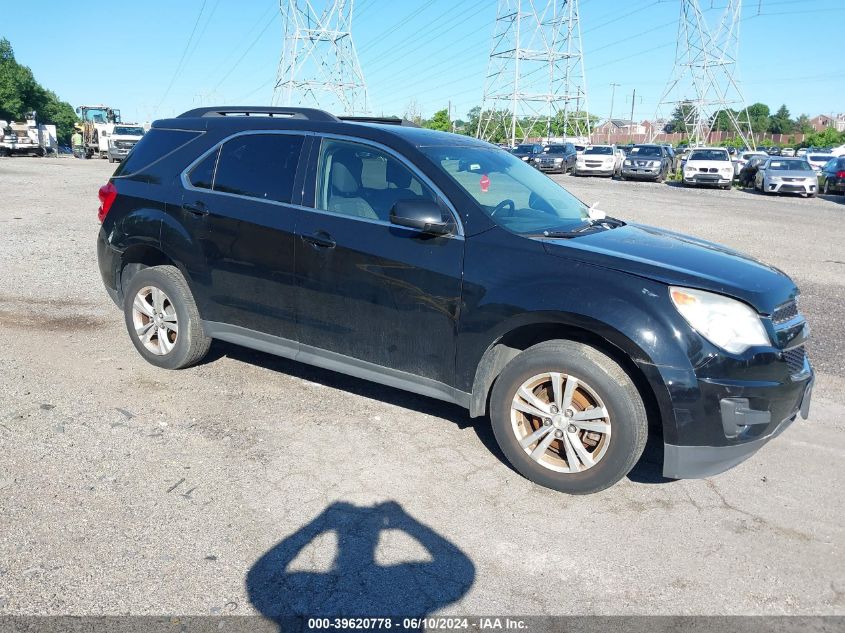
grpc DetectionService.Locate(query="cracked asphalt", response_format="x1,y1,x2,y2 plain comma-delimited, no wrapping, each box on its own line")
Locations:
0,157,843,617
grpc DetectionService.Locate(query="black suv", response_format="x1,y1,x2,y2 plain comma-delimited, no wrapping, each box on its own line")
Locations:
619,144,674,182
532,143,577,174
97,106,813,494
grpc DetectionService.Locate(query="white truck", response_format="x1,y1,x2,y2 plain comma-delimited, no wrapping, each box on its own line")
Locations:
106,124,145,163
76,105,122,159
0,112,57,157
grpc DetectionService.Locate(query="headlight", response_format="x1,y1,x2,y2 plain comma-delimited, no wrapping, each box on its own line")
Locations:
554,157,563,163
522,156,529,161
648,160,661,167
624,159,632,166
670,287,770,354
768,176,781,182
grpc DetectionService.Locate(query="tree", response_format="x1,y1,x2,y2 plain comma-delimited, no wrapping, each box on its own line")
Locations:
424,108,451,132
666,101,697,133
0,38,77,143
745,102,771,134
795,114,813,134
768,104,793,134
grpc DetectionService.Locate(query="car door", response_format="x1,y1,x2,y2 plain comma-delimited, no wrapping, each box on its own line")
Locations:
295,136,464,386
178,131,308,340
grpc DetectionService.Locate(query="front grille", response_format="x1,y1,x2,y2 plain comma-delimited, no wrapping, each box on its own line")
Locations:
783,345,807,374
772,300,799,324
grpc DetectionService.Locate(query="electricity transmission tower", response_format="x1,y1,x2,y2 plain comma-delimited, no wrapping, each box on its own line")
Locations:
477,0,590,146
273,0,368,114
652,0,755,147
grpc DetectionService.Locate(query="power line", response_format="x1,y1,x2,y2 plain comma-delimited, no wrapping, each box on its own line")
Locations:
211,11,278,93
156,0,209,113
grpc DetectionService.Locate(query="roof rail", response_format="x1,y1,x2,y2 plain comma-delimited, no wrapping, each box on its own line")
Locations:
338,116,421,128
176,106,339,122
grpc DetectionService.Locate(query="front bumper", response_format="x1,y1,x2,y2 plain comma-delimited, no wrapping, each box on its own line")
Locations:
574,165,614,176
621,166,661,180
108,148,131,159
536,162,565,172
683,174,732,186
764,180,817,194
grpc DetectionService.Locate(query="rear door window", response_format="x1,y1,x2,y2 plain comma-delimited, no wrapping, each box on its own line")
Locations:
212,134,305,204
188,148,219,190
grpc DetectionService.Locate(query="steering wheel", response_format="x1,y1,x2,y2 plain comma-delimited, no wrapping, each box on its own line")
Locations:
490,199,516,217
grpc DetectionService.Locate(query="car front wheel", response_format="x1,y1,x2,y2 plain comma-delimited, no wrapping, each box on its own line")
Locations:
122,265,211,369
489,340,648,494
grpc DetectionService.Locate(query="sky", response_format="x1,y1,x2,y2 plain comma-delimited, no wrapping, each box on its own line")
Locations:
3,0,844,125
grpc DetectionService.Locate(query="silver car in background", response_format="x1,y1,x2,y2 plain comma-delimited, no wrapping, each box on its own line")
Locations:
754,158,818,197
806,153,836,172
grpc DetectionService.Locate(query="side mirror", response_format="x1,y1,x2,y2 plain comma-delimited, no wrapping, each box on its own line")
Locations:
390,199,452,236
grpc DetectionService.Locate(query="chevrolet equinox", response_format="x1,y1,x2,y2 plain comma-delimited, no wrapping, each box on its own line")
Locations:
96,107,813,494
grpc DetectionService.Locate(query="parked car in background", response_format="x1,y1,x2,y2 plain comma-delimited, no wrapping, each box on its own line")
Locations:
805,152,836,172
619,144,672,182
107,125,145,163
96,105,814,494
818,156,845,195
737,155,768,187
768,146,782,156
511,143,544,163
533,143,577,174
661,145,679,172
574,144,586,156
755,158,818,197
781,148,795,157
733,150,768,177
796,148,807,158
572,145,623,177
682,147,734,189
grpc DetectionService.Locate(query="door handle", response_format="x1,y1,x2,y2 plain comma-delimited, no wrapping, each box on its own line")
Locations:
183,201,208,216
301,231,336,249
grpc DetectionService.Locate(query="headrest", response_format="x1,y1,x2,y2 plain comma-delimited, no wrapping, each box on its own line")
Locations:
330,151,362,195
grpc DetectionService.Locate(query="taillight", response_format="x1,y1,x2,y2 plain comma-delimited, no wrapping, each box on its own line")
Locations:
98,182,117,223
836,170,845,179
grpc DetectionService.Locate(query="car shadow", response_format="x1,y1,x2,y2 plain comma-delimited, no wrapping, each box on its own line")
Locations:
246,501,475,624
204,341,514,474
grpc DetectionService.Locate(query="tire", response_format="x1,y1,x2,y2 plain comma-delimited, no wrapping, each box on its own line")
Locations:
489,340,648,494
122,265,211,370
108,156,115,163
807,193,815,198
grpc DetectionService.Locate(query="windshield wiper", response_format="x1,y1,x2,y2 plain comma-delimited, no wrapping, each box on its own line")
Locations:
539,216,626,239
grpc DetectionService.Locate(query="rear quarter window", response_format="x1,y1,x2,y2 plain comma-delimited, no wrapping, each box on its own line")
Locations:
113,129,201,177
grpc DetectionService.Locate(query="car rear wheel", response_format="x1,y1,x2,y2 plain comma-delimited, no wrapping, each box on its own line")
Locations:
489,340,648,494
122,265,211,370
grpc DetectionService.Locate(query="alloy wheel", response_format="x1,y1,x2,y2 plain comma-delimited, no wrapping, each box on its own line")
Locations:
131,286,178,355
510,372,611,473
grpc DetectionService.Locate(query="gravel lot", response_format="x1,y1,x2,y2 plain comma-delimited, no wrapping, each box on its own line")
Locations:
1,157,843,618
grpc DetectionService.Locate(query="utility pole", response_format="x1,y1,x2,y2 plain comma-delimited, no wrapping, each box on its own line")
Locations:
273,0,368,115
652,0,755,148
608,82,620,143
477,0,590,145
629,88,637,144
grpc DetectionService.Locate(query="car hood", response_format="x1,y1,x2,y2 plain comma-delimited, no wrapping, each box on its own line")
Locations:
541,223,796,313
685,160,732,170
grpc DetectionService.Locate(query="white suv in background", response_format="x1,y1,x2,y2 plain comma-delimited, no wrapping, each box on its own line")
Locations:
572,145,623,177
682,147,734,189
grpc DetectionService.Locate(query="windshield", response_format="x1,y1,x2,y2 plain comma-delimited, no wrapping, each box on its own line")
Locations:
768,160,812,171
114,126,144,136
584,146,613,155
513,145,535,153
422,145,587,235
688,149,729,161
629,145,662,157
808,154,832,162
544,146,568,154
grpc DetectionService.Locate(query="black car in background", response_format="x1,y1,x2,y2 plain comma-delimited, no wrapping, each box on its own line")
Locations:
818,156,845,195
737,154,768,187
96,106,813,495
532,142,577,174
619,144,673,182
510,143,544,163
